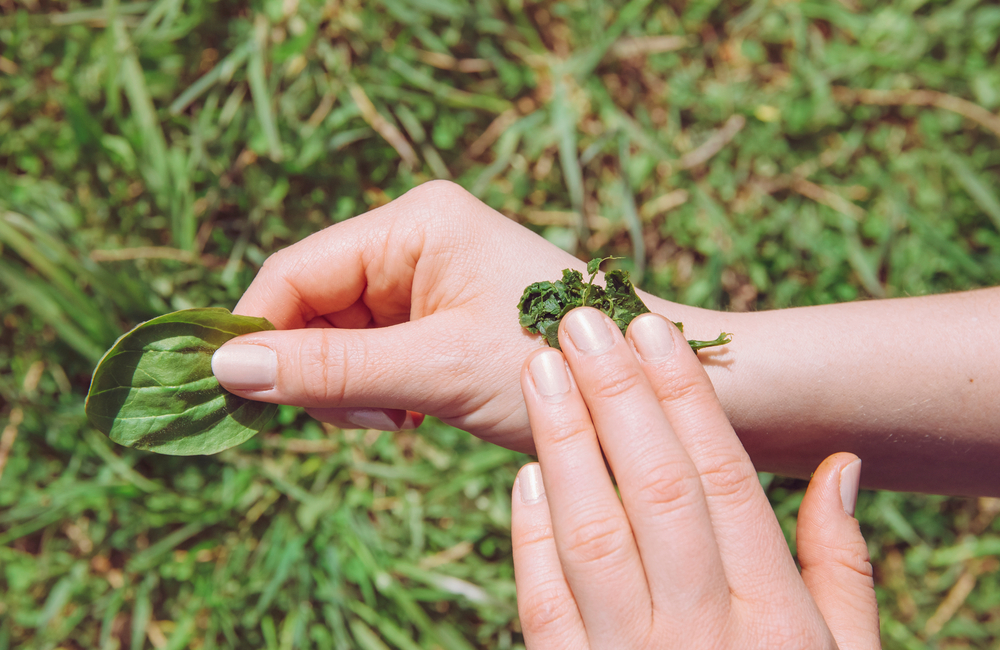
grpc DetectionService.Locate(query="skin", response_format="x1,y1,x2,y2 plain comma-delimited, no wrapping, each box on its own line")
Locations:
219,180,1000,496
510,308,880,649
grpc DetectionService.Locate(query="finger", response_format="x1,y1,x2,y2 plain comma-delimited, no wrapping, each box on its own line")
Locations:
625,313,803,594
511,463,588,650
306,408,424,431
798,453,880,650
555,308,729,613
211,313,475,418
522,347,649,645
232,185,436,329
317,300,374,330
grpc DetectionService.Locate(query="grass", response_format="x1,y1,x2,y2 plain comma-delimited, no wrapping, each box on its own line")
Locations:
1,0,1000,648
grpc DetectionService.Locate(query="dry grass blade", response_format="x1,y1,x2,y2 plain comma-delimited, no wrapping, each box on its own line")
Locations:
465,109,519,159
791,179,866,221
90,246,222,265
925,557,999,637
49,1,151,25
832,87,1000,140
0,408,23,482
0,56,18,74
677,114,746,170
262,436,340,453
417,50,492,73
611,35,693,58
640,189,689,220
349,84,418,170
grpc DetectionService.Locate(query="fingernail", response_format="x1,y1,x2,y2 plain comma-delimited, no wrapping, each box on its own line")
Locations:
212,344,277,390
528,350,571,398
629,315,675,363
519,463,545,505
840,459,862,517
563,308,614,355
345,408,402,431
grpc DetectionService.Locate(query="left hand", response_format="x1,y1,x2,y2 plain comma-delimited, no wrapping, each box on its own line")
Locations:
511,307,881,649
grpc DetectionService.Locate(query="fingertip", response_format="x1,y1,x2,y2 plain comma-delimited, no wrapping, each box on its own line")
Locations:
626,313,681,364
839,457,862,517
212,343,278,392
306,407,419,431
516,462,546,506
807,452,863,519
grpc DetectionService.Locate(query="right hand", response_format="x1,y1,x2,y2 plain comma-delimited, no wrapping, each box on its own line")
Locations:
510,309,880,649
211,180,591,451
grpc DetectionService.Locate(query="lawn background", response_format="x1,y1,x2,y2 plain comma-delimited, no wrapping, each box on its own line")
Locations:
2,0,1000,647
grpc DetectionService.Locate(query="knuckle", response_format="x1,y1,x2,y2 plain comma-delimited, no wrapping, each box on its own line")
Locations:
655,365,713,406
586,366,645,402
631,466,703,517
515,521,554,550
407,179,475,211
517,581,579,636
540,417,595,449
697,453,760,503
297,330,352,404
807,537,875,581
561,514,630,567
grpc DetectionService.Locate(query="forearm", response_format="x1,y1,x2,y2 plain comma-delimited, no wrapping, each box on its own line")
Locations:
645,288,1000,496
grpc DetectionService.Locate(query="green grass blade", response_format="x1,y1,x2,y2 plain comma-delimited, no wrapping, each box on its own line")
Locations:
552,78,587,243
247,24,283,161
169,43,252,115
942,149,1000,233
119,47,170,199
618,134,646,284
0,260,106,361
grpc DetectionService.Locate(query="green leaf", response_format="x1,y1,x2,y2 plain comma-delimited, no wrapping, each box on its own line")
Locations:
85,308,277,455
518,258,731,353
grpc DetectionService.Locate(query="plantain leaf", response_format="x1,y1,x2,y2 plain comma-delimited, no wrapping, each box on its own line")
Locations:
85,308,278,455
518,257,731,352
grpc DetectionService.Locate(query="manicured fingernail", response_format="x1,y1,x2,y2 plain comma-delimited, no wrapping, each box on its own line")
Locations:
528,350,571,398
212,344,277,390
563,308,614,354
840,459,862,517
629,314,675,363
519,463,545,505
345,408,402,431
402,411,422,430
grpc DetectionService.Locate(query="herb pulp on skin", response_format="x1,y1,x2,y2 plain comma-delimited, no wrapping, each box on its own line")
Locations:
518,257,732,352
85,308,277,456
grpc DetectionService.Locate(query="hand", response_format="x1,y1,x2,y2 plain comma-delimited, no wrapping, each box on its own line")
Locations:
211,180,589,451
511,307,880,649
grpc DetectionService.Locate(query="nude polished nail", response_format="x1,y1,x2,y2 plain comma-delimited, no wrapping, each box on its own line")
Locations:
519,463,545,505
629,314,675,363
528,350,571,398
212,344,277,391
840,459,862,517
563,308,614,354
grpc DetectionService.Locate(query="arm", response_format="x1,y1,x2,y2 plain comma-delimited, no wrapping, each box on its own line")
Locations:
212,180,999,497
646,289,1000,496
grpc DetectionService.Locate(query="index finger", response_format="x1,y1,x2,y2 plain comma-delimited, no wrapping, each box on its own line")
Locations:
233,204,419,329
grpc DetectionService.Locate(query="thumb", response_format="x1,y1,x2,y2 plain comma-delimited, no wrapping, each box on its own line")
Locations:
797,453,881,650
210,313,469,426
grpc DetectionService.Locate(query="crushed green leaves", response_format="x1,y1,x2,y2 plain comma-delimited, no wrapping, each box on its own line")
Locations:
518,257,732,352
